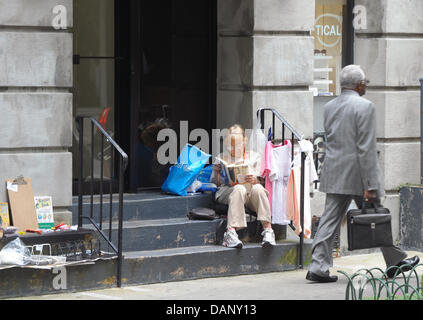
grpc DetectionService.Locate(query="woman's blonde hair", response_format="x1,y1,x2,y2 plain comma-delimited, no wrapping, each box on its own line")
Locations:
224,124,248,154
228,124,246,136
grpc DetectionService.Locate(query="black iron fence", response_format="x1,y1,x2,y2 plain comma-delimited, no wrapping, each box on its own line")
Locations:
257,108,307,268
75,116,128,287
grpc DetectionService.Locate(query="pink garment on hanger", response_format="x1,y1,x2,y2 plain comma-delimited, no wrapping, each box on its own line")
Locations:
286,167,302,236
286,155,317,239
260,140,291,221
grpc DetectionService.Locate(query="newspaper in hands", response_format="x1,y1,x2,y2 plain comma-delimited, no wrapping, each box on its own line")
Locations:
215,157,252,192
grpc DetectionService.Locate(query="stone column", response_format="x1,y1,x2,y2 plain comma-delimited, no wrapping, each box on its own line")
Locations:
353,0,423,246
0,0,73,225
216,0,315,138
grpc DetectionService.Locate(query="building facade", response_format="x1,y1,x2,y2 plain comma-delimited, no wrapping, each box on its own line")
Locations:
0,0,422,251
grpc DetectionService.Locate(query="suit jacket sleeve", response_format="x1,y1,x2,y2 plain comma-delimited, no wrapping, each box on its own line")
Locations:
355,102,379,191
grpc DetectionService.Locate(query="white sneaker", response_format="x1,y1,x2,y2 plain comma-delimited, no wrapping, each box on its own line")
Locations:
223,229,243,249
261,228,276,248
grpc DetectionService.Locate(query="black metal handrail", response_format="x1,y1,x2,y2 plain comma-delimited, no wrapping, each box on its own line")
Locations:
257,107,307,268
75,115,129,287
420,78,423,185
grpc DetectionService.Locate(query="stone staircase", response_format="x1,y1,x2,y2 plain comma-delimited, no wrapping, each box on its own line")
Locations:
73,190,312,285
0,191,312,298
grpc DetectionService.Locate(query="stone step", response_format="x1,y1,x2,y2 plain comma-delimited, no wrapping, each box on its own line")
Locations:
0,229,96,251
70,191,215,223
88,218,222,251
0,240,312,298
84,217,287,252
122,241,312,285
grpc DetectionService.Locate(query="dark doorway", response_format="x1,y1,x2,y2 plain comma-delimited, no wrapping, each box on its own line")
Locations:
73,0,217,194
73,0,121,195
127,0,217,192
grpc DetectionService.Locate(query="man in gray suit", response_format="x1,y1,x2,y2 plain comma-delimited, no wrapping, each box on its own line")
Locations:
306,65,419,283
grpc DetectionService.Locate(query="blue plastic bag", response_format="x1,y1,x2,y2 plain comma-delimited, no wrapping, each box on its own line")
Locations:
161,144,211,196
196,165,214,183
197,183,217,193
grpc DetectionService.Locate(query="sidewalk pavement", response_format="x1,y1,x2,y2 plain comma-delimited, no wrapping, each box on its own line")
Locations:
9,250,423,300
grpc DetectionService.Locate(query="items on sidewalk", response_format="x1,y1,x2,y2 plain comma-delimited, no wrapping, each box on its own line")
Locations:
0,238,31,266
1,227,18,238
27,243,66,266
0,176,113,269
2,175,78,237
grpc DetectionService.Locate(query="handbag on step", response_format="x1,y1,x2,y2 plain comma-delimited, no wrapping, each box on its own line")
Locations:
187,208,218,221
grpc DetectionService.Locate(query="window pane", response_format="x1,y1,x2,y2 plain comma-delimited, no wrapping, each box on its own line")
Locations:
74,0,115,57
311,0,346,97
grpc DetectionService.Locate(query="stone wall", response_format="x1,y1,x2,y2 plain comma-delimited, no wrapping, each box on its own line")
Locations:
0,0,73,224
216,0,315,138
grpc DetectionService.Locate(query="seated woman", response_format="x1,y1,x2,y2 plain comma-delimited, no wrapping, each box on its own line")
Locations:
211,124,275,249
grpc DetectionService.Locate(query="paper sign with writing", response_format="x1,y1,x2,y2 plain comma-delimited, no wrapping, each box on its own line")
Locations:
34,196,55,229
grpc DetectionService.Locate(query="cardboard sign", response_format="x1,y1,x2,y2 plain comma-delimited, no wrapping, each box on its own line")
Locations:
6,177,39,231
34,196,54,229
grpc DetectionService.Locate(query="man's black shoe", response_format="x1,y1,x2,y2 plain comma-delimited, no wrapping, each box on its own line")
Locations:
386,256,420,279
306,271,338,283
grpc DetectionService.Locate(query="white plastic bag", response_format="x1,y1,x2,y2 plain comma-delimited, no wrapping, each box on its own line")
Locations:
186,180,203,193
0,238,31,266
249,117,267,155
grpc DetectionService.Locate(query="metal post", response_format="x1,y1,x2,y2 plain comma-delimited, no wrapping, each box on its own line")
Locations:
117,157,125,288
421,78,423,185
100,135,104,230
90,122,95,219
109,148,114,242
77,117,84,229
299,152,306,269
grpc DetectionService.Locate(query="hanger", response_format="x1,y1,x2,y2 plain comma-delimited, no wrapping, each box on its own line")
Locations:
268,128,290,146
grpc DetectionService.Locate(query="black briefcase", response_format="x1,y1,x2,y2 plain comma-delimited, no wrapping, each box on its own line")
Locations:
347,202,393,251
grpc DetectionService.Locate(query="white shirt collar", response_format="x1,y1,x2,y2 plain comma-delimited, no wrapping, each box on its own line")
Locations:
341,89,359,96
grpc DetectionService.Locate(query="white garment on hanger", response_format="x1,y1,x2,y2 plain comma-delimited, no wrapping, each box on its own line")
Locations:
290,144,319,238
269,145,291,225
